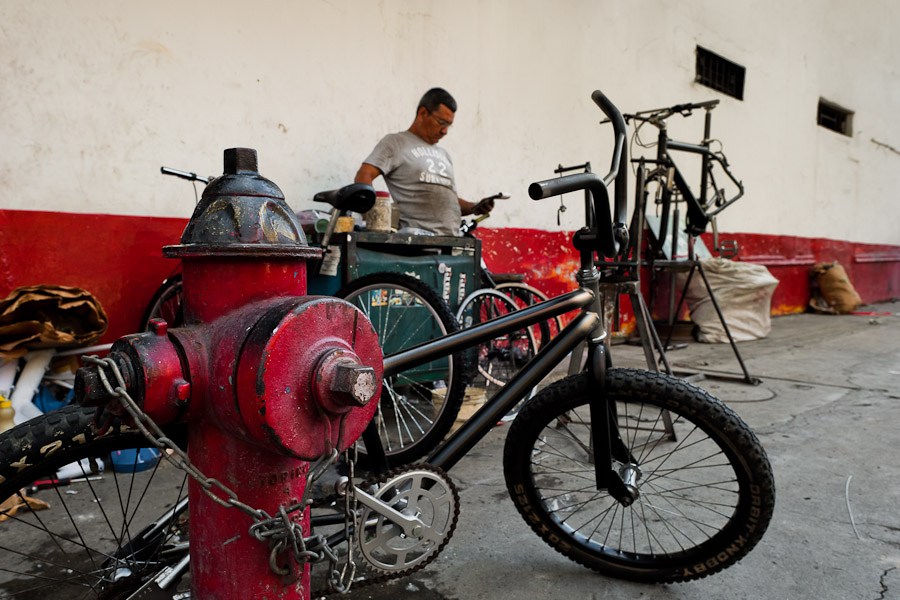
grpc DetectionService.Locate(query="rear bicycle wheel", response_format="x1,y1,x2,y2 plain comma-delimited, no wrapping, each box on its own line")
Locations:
455,288,536,402
140,274,183,331
503,369,775,582
0,406,190,599
337,273,465,466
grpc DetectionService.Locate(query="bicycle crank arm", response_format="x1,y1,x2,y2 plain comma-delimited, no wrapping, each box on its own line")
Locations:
336,477,428,537
124,551,190,599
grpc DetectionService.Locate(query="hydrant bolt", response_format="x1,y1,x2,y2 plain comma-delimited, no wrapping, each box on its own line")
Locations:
149,318,168,336
174,379,191,406
333,361,376,407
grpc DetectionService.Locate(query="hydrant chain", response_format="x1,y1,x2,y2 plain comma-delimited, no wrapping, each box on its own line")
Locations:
81,354,344,581
82,356,268,520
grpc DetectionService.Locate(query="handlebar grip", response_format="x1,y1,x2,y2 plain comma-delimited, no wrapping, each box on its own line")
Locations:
529,172,602,200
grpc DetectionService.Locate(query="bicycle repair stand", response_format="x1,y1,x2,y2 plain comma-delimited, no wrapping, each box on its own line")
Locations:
635,154,759,385
565,161,760,387
649,233,760,385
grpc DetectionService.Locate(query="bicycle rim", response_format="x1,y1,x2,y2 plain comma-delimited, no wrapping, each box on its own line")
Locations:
0,406,191,599
455,289,536,394
140,275,184,332
504,370,774,582
494,282,562,349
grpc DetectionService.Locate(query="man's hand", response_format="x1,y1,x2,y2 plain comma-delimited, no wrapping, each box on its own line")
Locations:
459,193,505,216
472,196,495,215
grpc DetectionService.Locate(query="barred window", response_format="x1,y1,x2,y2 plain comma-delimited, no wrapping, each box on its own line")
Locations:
695,46,745,100
817,99,853,136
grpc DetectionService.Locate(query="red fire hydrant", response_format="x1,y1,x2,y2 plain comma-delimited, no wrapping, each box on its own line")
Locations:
76,148,382,599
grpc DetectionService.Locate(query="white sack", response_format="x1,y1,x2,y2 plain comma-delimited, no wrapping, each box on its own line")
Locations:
677,257,779,344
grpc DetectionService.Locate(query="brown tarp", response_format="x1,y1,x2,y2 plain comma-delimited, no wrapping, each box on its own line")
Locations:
0,285,107,359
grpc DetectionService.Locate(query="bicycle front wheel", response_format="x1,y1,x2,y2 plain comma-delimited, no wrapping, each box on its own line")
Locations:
337,272,465,466
0,406,190,599
503,369,775,582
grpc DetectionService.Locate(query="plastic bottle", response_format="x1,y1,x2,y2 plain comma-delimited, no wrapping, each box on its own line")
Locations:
0,395,15,433
8,350,52,424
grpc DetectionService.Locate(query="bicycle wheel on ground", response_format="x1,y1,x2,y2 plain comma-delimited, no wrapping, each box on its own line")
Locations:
455,288,537,403
0,406,191,599
503,369,774,583
140,273,184,332
337,272,466,466
494,282,563,350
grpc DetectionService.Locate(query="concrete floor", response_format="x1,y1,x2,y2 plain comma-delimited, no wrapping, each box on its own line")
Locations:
338,301,900,600
4,301,898,600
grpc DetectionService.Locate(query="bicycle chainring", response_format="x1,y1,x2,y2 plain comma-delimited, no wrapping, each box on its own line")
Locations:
310,463,460,596
357,464,460,574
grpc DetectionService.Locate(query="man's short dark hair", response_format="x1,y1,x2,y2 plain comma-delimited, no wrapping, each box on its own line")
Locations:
418,88,457,113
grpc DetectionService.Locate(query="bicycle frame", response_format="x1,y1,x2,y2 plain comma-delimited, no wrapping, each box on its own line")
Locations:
332,269,637,531
634,102,744,240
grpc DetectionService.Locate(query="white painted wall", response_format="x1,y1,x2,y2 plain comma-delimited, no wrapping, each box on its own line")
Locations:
2,0,898,245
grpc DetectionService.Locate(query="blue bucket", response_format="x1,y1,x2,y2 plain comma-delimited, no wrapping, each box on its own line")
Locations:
110,448,161,473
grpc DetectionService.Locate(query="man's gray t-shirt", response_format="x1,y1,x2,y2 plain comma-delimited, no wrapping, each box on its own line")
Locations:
363,131,461,236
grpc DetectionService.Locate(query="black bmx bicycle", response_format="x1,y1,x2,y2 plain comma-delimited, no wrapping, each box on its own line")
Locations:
0,90,775,599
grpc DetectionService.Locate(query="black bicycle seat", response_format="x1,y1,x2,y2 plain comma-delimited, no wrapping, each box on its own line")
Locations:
313,183,376,214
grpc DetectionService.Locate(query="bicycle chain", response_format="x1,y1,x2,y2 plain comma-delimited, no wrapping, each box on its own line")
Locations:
311,462,461,598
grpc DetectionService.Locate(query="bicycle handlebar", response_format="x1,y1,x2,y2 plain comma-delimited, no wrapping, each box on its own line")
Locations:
161,166,212,184
619,99,720,126
528,89,628,258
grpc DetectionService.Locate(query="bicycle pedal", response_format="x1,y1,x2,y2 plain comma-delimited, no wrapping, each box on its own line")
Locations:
718,239,739,259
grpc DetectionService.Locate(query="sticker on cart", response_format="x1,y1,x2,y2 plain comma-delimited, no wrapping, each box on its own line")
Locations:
369,289,389,307
442,266,452,303
458,273,467,305
320,245,341,277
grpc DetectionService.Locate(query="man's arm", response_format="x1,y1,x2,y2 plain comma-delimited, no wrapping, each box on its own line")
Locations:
355,163,383,185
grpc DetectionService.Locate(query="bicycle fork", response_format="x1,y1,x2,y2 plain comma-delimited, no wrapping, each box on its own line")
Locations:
579,268,639,506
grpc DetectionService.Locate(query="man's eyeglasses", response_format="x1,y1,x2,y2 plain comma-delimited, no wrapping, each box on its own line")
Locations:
428,111,453,129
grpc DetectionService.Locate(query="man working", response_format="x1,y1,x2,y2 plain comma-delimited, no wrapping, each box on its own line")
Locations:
354,87,494,236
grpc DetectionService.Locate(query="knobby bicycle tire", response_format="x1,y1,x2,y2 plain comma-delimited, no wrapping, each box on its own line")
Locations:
503,369,774,583
0,406,191,598
337,272,466,467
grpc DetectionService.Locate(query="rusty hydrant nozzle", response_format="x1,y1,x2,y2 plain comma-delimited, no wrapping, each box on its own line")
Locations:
75,351,136,407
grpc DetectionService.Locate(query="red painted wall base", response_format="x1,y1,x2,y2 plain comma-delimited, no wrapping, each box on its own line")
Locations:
0,210,187,343
476,227,900,326
1,209,898,346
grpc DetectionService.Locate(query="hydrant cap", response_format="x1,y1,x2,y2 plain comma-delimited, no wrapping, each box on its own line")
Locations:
168,148,320,258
